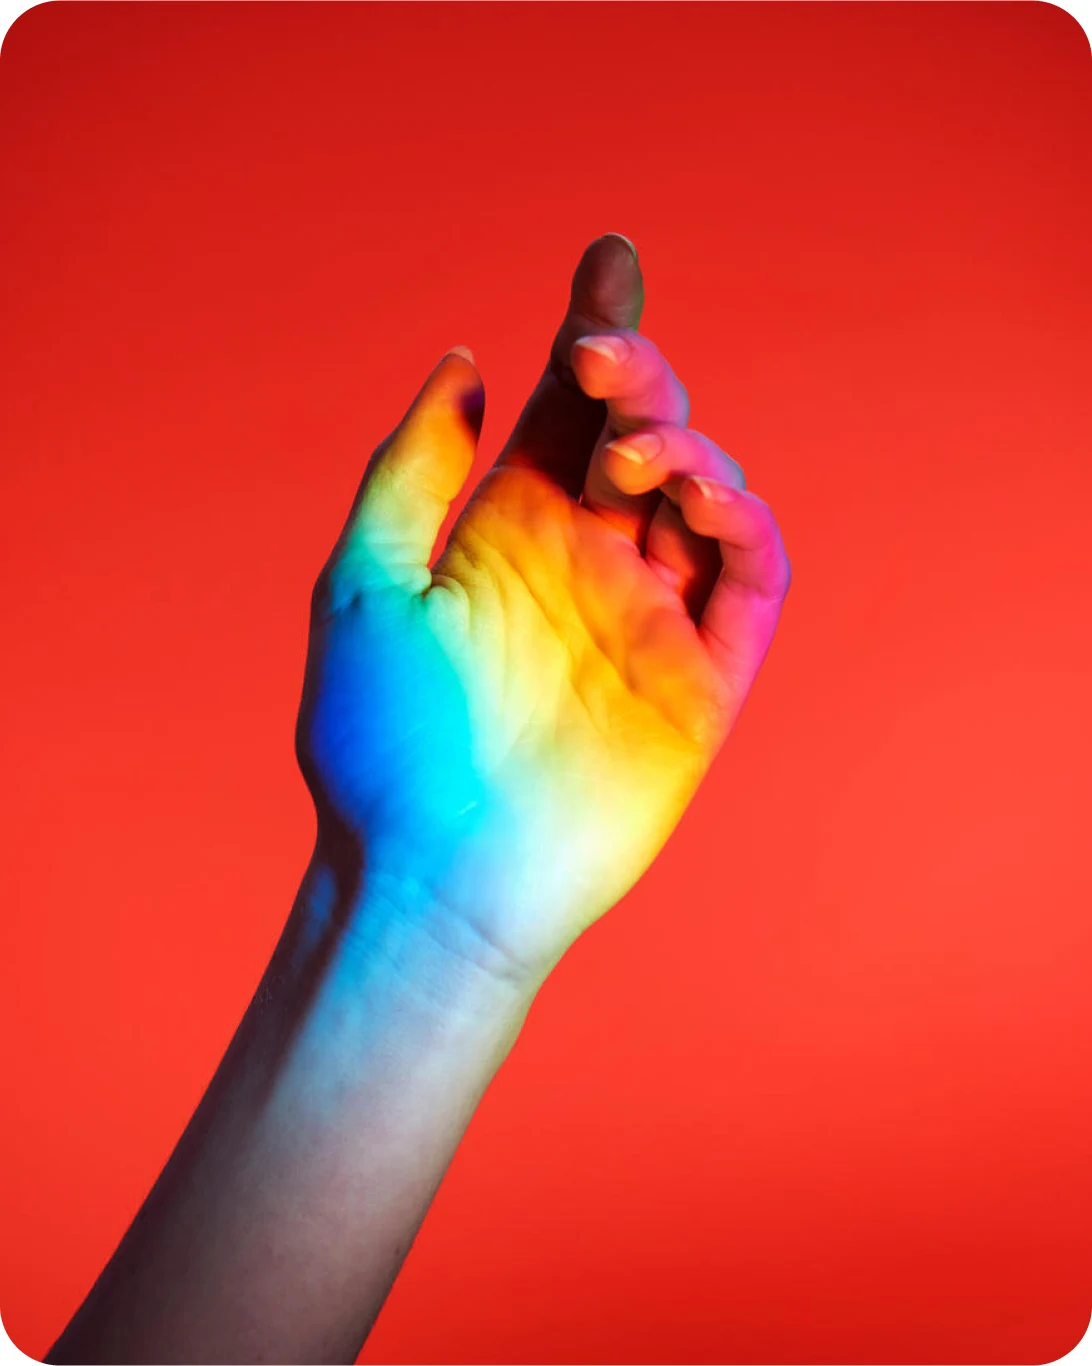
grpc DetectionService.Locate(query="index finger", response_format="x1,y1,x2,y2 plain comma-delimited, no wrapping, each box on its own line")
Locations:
570,330,690,434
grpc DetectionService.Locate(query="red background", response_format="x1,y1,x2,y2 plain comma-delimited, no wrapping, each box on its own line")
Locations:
3,3,1092,1362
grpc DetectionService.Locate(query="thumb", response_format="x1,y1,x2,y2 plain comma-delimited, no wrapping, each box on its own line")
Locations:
333,347,484,595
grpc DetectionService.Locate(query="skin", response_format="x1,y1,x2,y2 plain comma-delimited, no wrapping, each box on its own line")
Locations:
46,235,791,1365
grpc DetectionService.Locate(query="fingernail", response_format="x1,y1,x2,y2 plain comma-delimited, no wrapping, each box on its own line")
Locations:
608,432,663,465
574,334,631,366
604,232,639,261
689,476,735,503
444,344,476,364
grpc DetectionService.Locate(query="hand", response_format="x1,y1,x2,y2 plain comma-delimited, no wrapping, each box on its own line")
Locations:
50,236,792,1366
295,235,791,989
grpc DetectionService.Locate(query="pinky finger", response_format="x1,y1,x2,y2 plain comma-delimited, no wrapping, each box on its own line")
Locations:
679,476,792,695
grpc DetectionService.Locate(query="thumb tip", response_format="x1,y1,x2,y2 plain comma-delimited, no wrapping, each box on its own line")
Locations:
443,344,476,365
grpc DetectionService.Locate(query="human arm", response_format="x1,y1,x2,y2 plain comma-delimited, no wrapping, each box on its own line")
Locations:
47,234,791,1364
47,858,536,1365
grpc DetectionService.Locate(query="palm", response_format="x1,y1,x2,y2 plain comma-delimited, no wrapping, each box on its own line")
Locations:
439,462,725,762
302,462,723,977
428,464,725,926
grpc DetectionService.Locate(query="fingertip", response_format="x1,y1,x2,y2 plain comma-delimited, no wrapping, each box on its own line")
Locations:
679,474,742,538
435,346,482,404
456,379,486,442
569,342,608,399
687,475,739,504
681,474,738,516
572,334,632,367
603,432,664,493
601,231,639,262
571,235,644,331
409,346,487,445
570,333,635,402
433,345,483,395
443,344,476,365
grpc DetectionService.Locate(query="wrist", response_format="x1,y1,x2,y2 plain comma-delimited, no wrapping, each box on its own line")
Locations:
282,848,543,1034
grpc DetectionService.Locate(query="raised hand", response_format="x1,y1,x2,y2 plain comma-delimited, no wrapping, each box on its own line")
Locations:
47,236,792,1366
296,235,791,988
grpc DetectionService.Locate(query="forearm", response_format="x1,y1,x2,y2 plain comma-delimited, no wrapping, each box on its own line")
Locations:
48,853,537,1365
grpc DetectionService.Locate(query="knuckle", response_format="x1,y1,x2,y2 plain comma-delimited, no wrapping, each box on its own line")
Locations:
761,539,792,601
631,335,688,421
687,429,742,487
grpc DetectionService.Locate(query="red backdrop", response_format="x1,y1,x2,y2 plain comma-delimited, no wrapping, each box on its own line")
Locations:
2,4,1091,1362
